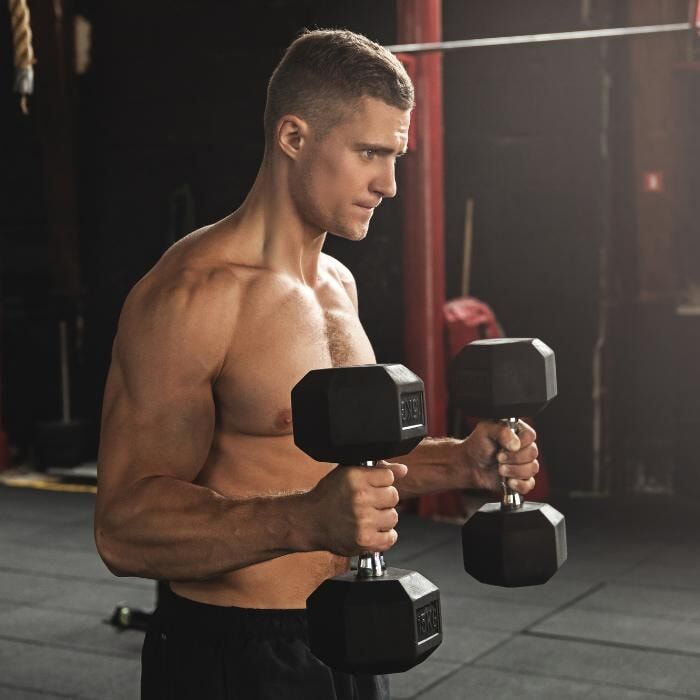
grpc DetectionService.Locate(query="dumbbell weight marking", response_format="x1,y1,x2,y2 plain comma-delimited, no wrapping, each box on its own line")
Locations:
416,598,441,640
401,392,424,427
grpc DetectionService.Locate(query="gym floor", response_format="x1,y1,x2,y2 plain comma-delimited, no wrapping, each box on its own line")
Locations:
1,485,699,699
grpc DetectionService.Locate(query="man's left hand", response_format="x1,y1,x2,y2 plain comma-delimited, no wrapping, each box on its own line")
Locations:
458,420,539,496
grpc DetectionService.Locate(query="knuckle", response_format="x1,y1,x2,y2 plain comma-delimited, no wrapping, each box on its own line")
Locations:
356,529,373,550
519,419,533,433
376,530,397,552
345,469,362,488
388,486,399,506
509,477,525,492
381,510,398,530
351,490,367,510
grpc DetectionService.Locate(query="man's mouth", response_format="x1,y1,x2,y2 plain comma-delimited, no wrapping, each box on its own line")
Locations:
355,202,379,211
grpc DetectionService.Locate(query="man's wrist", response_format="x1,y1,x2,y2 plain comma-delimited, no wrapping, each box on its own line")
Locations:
283,490,321,554
459,434,502,494
450,437,477,490
451,435,494,492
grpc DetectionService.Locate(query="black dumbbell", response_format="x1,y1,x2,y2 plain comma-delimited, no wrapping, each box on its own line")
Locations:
292,364,442,674
451,338,567,587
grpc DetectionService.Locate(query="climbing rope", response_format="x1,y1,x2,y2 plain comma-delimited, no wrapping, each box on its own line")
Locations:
8,0,36,115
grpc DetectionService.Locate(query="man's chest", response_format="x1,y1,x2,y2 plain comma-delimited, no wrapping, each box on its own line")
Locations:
214,283,375,436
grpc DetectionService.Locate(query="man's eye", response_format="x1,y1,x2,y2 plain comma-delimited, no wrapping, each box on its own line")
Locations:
362,149,376,159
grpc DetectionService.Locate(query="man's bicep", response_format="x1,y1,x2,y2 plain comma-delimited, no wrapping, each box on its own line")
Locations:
97,285,225,506
97,355,215,507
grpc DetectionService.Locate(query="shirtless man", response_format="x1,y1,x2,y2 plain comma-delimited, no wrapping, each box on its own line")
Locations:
94,29,540,700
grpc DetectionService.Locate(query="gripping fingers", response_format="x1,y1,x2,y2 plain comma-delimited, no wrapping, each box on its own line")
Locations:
505,476,536,495
378,507,399,532
515,419,536,443
498,447,539,471
499,458,539,480
356,506,399,550
376,485,399,509
497,420,536,451
375,528,398,552
368,462,407,487
498,442,538,465
357,518,398,551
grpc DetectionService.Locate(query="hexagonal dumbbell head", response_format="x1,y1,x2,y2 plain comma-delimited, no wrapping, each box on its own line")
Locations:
451,338,566,587
292,364,427,463
451,338,557,418
461,502,567,586
307,568,442,674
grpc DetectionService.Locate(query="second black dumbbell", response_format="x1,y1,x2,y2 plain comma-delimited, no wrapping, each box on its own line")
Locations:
451,338,567,587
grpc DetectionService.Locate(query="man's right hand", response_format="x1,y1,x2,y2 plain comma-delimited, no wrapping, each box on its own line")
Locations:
305,461,407,556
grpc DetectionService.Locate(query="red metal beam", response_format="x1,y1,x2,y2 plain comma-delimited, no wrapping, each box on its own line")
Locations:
396,0,447,436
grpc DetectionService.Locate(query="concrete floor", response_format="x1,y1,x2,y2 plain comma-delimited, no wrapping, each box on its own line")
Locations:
1,485,699,699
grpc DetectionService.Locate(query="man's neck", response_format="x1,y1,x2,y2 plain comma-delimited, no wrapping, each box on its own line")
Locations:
229,161,326,286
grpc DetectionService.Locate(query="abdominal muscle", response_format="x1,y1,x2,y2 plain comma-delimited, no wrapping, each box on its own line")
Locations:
169,429,350,609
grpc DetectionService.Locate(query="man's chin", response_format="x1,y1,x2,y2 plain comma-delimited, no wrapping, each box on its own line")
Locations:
329,225,368,242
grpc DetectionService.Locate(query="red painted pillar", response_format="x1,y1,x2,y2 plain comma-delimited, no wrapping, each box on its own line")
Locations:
396,0,447,437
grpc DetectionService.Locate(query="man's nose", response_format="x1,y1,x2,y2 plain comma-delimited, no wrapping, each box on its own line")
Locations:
373,162,397,199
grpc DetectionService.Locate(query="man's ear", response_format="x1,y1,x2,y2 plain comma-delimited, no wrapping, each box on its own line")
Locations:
276,115,309,160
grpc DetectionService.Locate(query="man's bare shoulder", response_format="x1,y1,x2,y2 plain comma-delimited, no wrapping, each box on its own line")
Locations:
116,251,250,378
126,219,255,311
126,259,244,322
321,253,358,310
322,253,355,284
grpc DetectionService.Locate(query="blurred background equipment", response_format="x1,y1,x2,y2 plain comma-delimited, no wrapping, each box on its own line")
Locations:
8,0,35,114
34,319,88,471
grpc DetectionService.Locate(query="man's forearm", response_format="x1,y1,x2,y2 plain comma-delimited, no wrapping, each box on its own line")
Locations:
95,475,315,581
396,436,497,499
396,437,466,498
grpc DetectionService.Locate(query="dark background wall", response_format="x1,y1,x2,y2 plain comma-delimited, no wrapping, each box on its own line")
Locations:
442,1,610,493
1,0,697,496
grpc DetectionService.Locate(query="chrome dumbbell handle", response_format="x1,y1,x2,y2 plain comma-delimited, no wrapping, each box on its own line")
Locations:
343,460,388,578
500,418,523,510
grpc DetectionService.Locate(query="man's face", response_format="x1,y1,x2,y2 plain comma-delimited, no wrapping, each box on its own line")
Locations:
292,96,411,241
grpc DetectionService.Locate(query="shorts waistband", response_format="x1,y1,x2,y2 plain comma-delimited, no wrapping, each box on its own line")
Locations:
155,584,309,639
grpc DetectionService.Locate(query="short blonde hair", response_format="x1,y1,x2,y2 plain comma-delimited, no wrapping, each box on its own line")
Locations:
264,29,414,145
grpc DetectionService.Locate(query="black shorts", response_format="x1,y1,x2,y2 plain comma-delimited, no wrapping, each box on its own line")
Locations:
141,585,390,699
